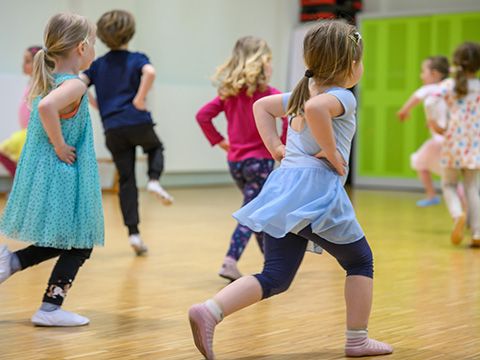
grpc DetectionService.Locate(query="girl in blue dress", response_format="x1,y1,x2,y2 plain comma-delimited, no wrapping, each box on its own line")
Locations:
189,20,393,359
0,13,103,327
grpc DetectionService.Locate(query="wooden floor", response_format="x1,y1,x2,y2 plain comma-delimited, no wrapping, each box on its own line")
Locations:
0,186,479,360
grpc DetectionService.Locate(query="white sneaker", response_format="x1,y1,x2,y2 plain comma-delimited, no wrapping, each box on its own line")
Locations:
0,245,12,284
218,256,242,281
31,309,89,327
129,234,148,256
147,180,174,205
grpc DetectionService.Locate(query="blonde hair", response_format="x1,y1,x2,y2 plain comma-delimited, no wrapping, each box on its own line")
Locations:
28,13,94,103
97,10,135,50
287,20,363,116
452,42,480,98
213,36,272,99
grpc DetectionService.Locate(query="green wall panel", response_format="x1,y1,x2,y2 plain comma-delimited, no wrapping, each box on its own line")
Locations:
357,12,480,179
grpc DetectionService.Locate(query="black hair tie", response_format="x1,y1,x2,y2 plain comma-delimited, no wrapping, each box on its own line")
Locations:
304,69,314,78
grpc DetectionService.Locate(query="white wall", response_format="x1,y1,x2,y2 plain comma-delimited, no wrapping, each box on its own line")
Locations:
0,0,297,184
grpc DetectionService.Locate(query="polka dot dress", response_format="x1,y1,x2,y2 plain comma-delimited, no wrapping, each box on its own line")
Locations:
0,74,104,249
440,78,480,169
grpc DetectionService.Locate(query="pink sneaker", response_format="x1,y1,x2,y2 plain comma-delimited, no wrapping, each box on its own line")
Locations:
345,337,393,357
188,303,218,360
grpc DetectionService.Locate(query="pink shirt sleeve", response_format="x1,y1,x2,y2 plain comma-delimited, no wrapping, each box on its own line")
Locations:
195,96,225,146
269,87,288,144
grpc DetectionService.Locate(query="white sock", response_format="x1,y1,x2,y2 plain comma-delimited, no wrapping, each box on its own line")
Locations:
205,299,223,322
345,329,368,341
40,302,60,312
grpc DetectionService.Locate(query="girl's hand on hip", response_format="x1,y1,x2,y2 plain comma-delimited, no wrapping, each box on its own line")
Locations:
273,144,286,162
218,140,230,152
315,149,346,176
55,143,76,165
132,96,147,111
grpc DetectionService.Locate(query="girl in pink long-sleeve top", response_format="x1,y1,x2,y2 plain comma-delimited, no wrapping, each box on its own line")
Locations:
196,36,287,281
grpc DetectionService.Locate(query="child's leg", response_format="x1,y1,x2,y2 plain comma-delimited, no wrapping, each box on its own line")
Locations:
463,170,480,243
411,138,441,207
217,161,250,281
189,232,308,359
226,159,274,259
0,245,62,283
106,130,139,233
298,227,392,356
32,248,92,327
242,159,274,252
442,168,466,244
106,128,148,254
418,170,439,202
135,125,173,205
15,245,62,269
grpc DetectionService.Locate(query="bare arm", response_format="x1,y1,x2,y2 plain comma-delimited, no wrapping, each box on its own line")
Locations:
425,96,447,135
253,94,286,161
397,94,421,121
38,79,86,164
133,64,156,110
87,91,98,110
304,94,346,175
79,73,98,110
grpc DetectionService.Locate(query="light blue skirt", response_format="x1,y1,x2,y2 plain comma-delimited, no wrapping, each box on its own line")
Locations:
233,164,364,244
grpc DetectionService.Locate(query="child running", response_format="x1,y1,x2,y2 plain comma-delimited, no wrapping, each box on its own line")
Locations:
196,36,287,281
397,56,450,207
82,10,173,256
429,42,480,247
189,20,393,359
0,13,103,326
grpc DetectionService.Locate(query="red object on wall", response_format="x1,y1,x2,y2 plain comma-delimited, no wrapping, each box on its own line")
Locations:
300,0,362,23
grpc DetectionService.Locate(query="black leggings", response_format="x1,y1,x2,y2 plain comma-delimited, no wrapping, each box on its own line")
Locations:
254,226,373,299
15,246,92,306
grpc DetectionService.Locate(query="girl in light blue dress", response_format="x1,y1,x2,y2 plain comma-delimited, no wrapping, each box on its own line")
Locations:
189,20,393,359
0,13,103,327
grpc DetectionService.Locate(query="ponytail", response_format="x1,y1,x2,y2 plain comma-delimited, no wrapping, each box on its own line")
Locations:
452,42,480,99
286,76,310,116
454,67,468,98
28,49,55,104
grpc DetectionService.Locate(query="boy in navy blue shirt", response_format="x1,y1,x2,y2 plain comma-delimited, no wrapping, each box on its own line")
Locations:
82,10,173,256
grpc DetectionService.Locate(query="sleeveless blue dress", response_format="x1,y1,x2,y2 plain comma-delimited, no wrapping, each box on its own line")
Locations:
0,74,104,249
233,88,364,245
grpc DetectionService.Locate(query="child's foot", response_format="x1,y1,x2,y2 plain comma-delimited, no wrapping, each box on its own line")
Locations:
345,337,393,357
451,213,466,245
147,180,174,205
218,256,242,281
471,236,480,248
416,196,440,207
129,234,148,256
189,303,219,360
31,309,89,327
0,245,13,284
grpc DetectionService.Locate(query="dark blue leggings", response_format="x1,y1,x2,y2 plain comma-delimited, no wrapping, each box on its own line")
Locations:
227,158,275,260
254,226,373,299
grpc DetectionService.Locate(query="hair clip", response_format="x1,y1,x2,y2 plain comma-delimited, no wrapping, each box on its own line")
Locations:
304,69,314,78
42,46,48,54
349,31,362,45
